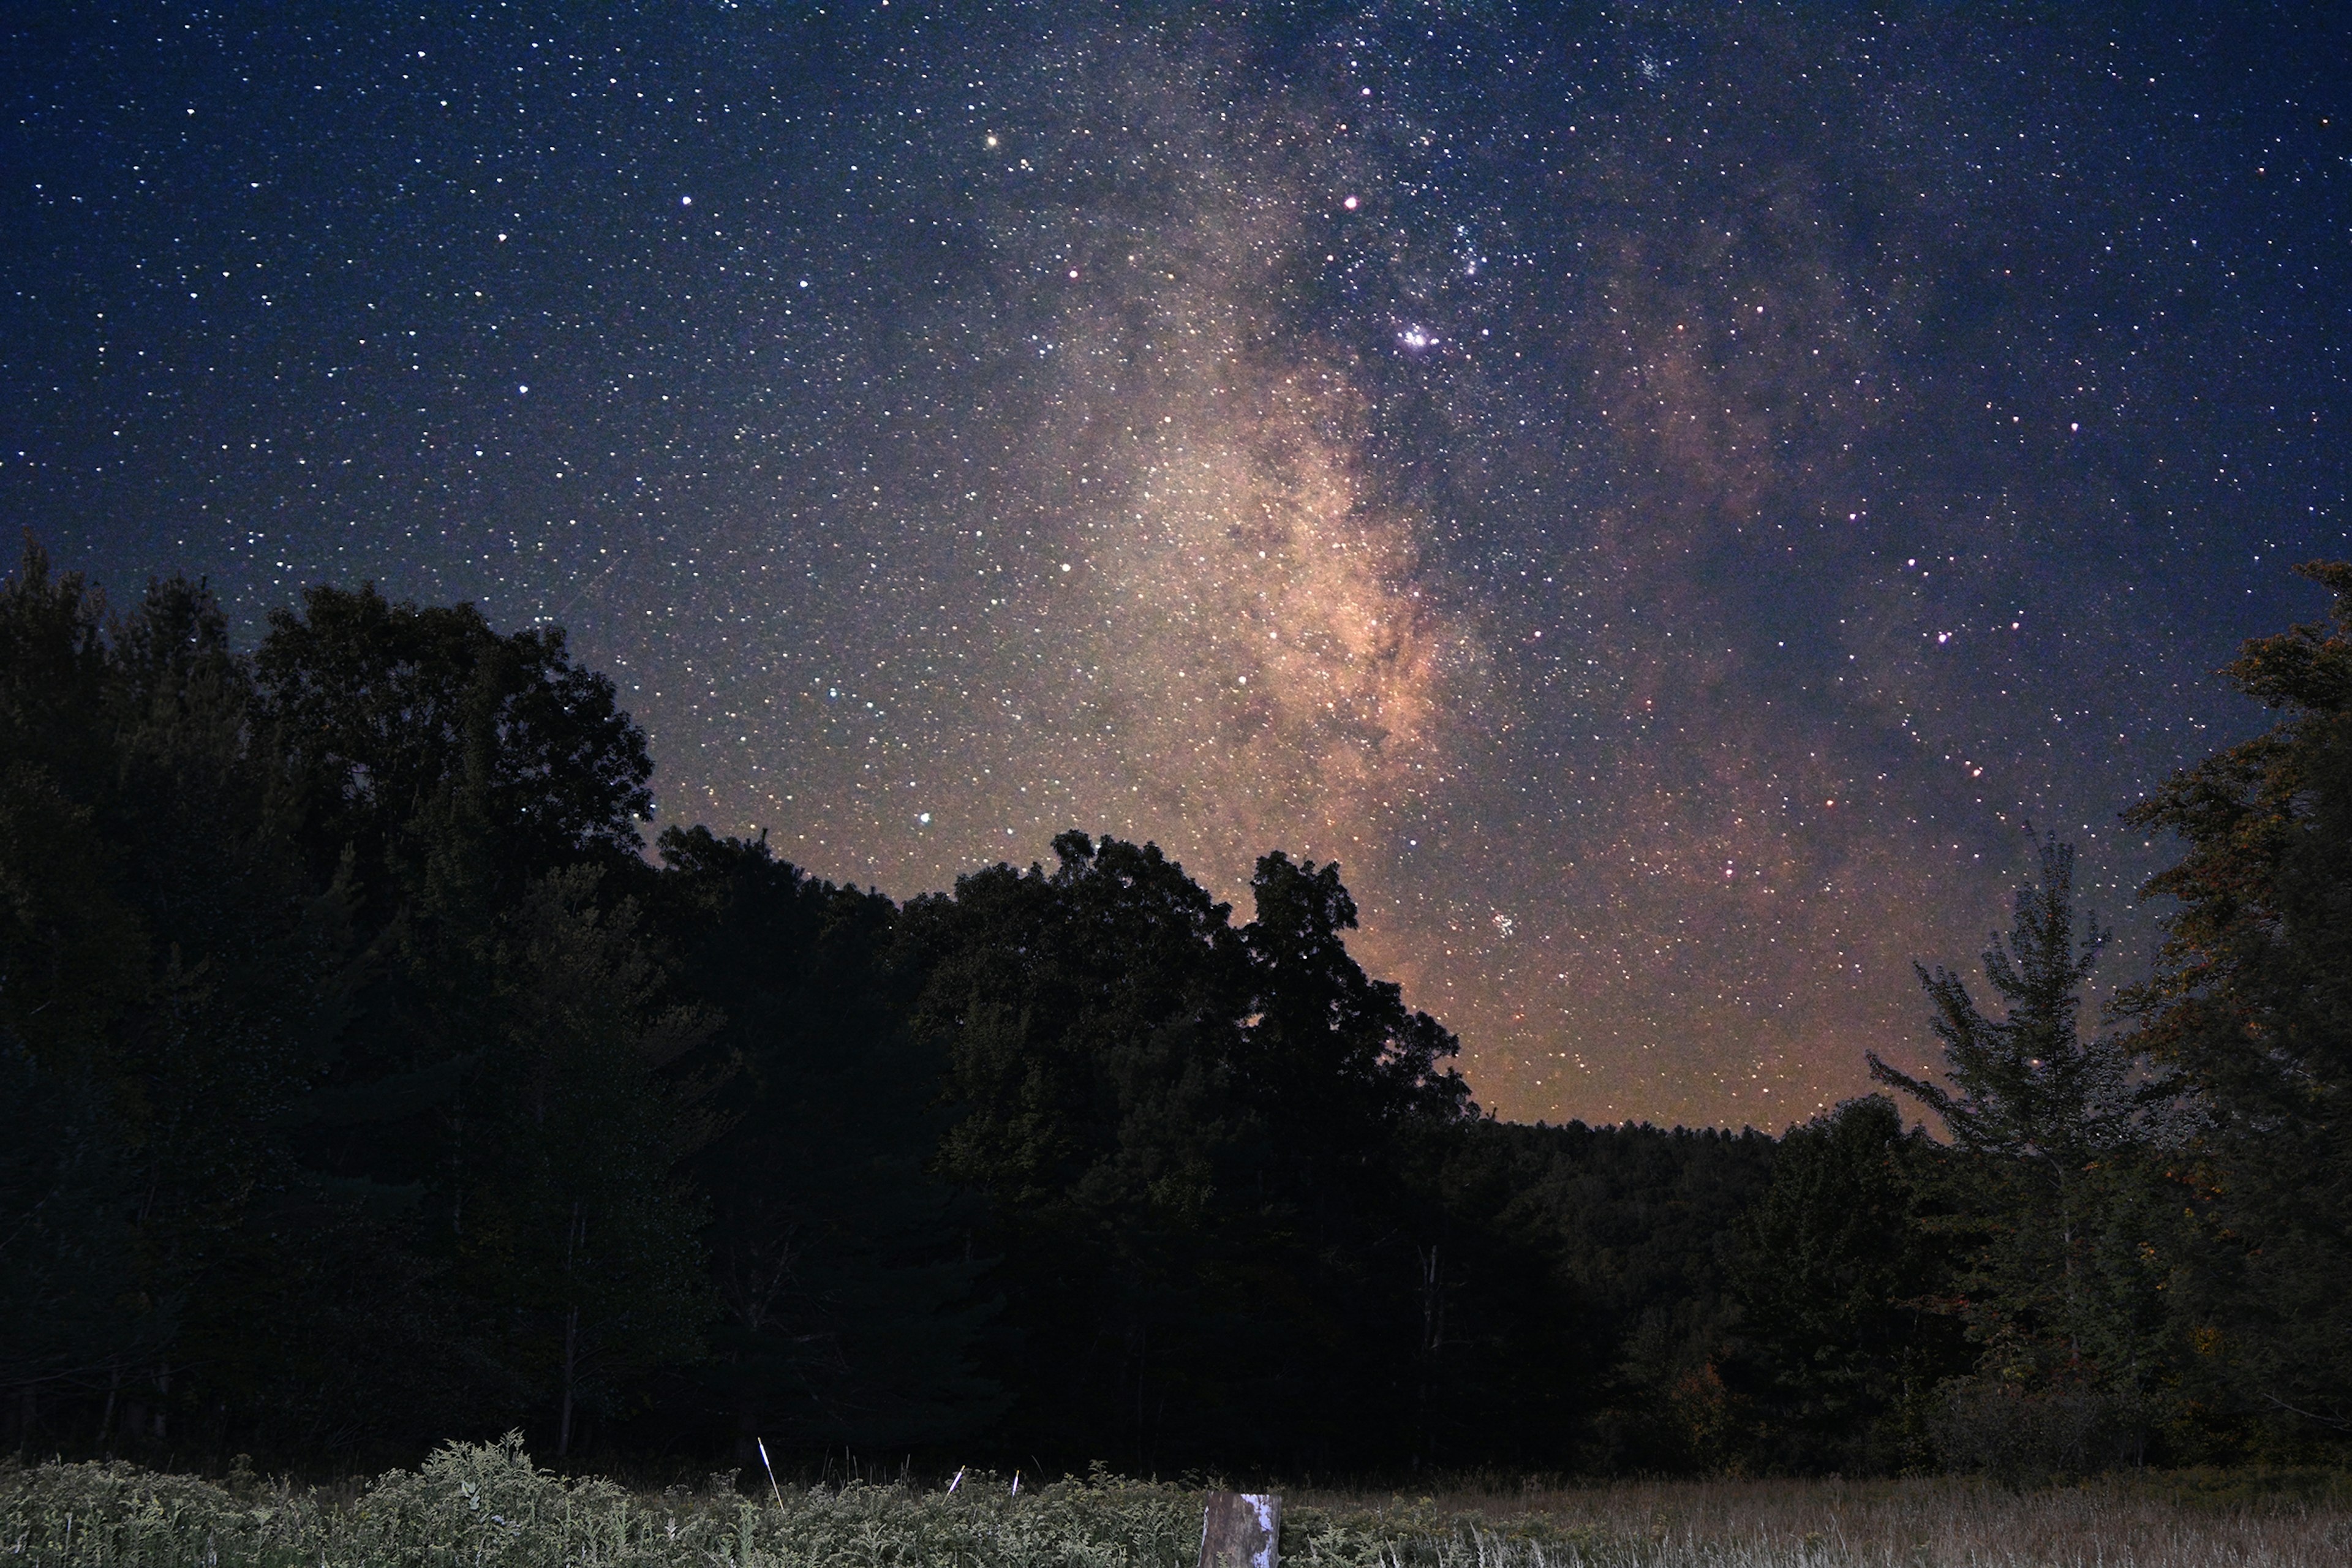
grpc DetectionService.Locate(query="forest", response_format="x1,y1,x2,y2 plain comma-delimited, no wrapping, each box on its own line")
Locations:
2,538,2348,1483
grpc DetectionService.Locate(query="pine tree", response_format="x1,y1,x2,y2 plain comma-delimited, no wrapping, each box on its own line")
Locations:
1868,837,2181,1403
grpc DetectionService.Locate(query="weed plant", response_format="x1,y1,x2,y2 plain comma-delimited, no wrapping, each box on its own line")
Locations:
5,1438,2351,1567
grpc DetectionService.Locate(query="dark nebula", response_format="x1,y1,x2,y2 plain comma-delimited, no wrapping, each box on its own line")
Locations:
9,3,2346,1125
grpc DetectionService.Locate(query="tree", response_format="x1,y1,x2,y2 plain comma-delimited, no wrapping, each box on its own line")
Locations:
649,826,1000,1458
1,541,747,1460
1868,836,2181,1403
1430,1117,1776,1472
0,1042,175,1446
2118,559,2352,1441
253,584,655,910
923,832,1248,1215
904,835,1481,1469
1238,851,1474,1141
246,585,698,1455
1726,1095,1966,1473
910,832,1257,1468
460,868,720,1456
0,541,143,1075
1231,851,1479,1465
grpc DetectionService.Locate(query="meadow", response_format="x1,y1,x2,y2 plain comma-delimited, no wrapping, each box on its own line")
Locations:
4,1438,2349,1568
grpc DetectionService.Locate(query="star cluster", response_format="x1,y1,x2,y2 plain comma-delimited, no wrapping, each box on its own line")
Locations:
8,4,2346,1125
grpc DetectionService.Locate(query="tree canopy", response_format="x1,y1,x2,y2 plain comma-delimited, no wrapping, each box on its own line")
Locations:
4,536,2346,1477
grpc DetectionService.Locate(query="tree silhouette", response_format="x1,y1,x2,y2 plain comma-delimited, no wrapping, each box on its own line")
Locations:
1871,835,2181,1402
2119,559,2352,1434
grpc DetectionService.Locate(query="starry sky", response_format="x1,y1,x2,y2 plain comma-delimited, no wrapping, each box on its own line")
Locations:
8,2,2348,1127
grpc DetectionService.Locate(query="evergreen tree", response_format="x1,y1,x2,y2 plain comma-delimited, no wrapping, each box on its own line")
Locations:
2119,559,2352,1442
1869,837,2184,1418
16,532,2156,1474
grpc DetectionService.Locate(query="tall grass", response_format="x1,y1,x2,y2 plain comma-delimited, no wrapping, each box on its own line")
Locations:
3,1438,2347,1567
1295,1472,2352,1567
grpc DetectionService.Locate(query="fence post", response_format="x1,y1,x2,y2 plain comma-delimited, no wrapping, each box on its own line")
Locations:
1199,1491,1281,1568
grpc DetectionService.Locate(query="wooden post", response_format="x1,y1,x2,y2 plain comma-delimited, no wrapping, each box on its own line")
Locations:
1199,1491,1281,1568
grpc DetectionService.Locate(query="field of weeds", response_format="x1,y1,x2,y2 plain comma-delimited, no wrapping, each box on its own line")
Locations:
1298,1472,2352,1568
4,1437,2349,1568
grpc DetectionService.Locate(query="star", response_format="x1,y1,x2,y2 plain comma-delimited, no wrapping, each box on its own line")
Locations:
14,2,2342,1128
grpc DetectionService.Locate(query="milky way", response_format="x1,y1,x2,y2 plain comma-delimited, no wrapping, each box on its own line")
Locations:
9,4,2347,1124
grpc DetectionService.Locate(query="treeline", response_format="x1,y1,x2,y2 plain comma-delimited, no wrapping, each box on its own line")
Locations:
2,540,2347,1480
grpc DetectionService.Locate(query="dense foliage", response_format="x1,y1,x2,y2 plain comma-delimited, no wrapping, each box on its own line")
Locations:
2,540,2347,1479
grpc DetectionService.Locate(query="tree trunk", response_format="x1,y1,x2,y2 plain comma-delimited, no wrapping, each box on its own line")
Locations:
559,1200,585,1457
560,1304,578,1457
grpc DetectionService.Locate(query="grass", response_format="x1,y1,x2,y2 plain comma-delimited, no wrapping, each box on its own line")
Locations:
3,1438,2349,1567
1294,1472,2352,1566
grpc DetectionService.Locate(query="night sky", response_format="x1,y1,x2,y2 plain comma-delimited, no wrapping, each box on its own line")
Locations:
9,3,2348,1127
